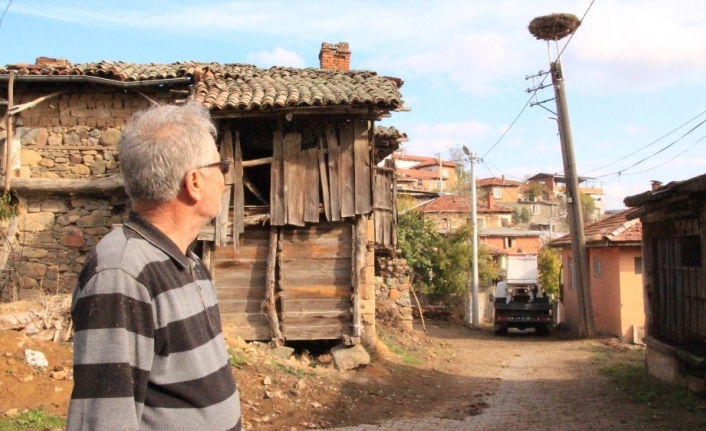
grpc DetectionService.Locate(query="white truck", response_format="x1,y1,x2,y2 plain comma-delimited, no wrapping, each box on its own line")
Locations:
491,254,552,335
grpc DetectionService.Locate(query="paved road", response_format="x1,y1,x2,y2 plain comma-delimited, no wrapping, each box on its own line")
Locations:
325,327,703,431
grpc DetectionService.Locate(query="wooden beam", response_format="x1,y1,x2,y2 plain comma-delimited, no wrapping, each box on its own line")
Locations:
233,130,244,252
243,157,272,168
352,215,365,338
264,226,284,345
353,120,371,214
10,175,124,196
7,90,63,116
318,136,331,221
326,125,341,221
5,71,14,191
270,131,285,226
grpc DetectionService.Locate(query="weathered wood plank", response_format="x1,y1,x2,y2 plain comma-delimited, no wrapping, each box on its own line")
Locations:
218,299,265,314
270,130,285,226
221,126,236,185
318,136,331,221
304,148,320,223
281,267,351,287
233,131,244,253
216,286,266,301
279,243,351,259
282,323,352,340
353,120,371,214
218,312,269,327
284,133,305,226
338,123,355,218
282,311,351,326
264,226,283,342
215,185,231,246
279,285,352,300
352,215,365,337
326,125,341,221
284,298,352,313
280,223,351,244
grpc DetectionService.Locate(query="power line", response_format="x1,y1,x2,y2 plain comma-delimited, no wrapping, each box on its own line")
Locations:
482,0,595,161
581,108,706,175
620,132,706,176
0,0,11,30
593,117,706,178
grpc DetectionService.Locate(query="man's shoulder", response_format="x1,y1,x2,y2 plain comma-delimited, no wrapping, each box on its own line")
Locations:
92,226,168,275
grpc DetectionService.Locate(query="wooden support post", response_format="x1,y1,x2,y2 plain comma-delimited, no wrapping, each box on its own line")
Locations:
352,215,366,338
5,71,14,191
264,226,284,345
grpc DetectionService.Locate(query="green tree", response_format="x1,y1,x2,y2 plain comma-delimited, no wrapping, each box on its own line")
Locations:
580,192,597,224
512,207,531,225
537,246,561,296
527,181,545,201
397,211,499,300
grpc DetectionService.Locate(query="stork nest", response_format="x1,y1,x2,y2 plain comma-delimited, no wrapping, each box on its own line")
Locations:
528,13,580,41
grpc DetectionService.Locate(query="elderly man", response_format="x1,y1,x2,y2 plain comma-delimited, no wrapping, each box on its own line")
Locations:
67,102,242,431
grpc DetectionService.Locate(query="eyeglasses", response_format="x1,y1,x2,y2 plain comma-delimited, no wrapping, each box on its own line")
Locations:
197,158,231,175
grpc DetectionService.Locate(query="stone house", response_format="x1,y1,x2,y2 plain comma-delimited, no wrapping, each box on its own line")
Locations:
527,172,604,222
550,209,644,341
0,43,406,346
413,194,514,234
389,151,458,193
624,175,706,392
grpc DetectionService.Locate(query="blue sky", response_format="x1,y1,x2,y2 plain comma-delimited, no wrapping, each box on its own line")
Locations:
1,0,705,209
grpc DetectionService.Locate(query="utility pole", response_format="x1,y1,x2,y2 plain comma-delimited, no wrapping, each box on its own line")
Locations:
551,60,594,337
527,13,594,337
462,146,479,326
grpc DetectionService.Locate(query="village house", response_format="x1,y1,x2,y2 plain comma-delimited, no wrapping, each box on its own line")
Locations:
413,193,514,234
389,151,458,193
550,209,644,341
0,42,408,347
527,172,605,222
624,175,706,393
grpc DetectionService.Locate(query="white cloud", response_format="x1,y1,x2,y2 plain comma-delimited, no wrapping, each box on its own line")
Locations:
246,48,305,68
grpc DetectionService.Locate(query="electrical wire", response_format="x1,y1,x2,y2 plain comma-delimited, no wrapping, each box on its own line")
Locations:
620,132,706,176
593,117,706,178
0,0,11,30
581,108,706,175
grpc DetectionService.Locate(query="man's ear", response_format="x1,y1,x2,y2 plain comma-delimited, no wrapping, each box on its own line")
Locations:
182,169,204,202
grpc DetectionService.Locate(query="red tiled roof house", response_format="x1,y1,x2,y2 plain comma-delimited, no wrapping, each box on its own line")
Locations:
550,210,644,341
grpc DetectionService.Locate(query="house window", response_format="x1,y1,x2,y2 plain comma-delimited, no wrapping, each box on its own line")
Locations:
503,237,515,249
417,179,423,187
634,257,643,275
594,257,602,278
476,217,484,228
532,204,539,215
493,188,502,199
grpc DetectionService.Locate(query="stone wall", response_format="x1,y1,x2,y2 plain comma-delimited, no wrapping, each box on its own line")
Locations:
374,256,414,330
2,194,129,301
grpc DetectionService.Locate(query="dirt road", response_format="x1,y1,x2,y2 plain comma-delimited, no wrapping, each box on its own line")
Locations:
327,324,706,431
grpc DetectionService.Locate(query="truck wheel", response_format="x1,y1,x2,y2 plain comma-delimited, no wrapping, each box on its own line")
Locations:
536,324,550,336
495,326,508,336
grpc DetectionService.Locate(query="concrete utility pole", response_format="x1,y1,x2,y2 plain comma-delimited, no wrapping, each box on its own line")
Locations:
463,146,479,326
528,13,594,337
551,60,594,337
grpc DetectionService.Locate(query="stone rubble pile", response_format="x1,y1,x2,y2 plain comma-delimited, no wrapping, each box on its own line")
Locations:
374,256,414,330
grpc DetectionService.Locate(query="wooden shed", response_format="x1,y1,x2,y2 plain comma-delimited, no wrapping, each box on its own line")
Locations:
624,175,706,392
0,54,407,346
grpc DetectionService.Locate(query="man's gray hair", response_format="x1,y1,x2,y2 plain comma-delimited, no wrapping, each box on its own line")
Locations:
119,102,217,203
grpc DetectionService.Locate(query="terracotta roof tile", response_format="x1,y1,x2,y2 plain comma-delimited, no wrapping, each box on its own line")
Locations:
550,209,642,246
397,168,439,180
0,60,403,111
415,194,514,213
477,177,525,187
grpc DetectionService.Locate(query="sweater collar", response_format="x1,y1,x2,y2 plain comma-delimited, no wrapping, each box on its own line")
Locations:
123,211,192,269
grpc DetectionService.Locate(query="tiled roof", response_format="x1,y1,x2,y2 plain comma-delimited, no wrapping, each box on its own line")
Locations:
390,153,437,163
397,168,439,180
415,194,514,213
0,60,403,112
480,228,544,237
413,160,459,169
550,209,642,247
477,177,525,187
374,126,407,142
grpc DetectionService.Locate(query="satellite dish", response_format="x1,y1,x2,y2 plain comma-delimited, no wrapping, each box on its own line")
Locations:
462,145,471,156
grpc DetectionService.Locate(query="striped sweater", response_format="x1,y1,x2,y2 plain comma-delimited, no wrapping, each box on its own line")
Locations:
67,212,241,431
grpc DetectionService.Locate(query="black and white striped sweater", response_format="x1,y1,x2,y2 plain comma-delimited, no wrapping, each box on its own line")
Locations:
67,212,241,431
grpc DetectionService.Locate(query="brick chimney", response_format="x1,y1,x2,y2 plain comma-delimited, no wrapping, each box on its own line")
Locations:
650,180,662,191
487,189,495,209
319,42,351,71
